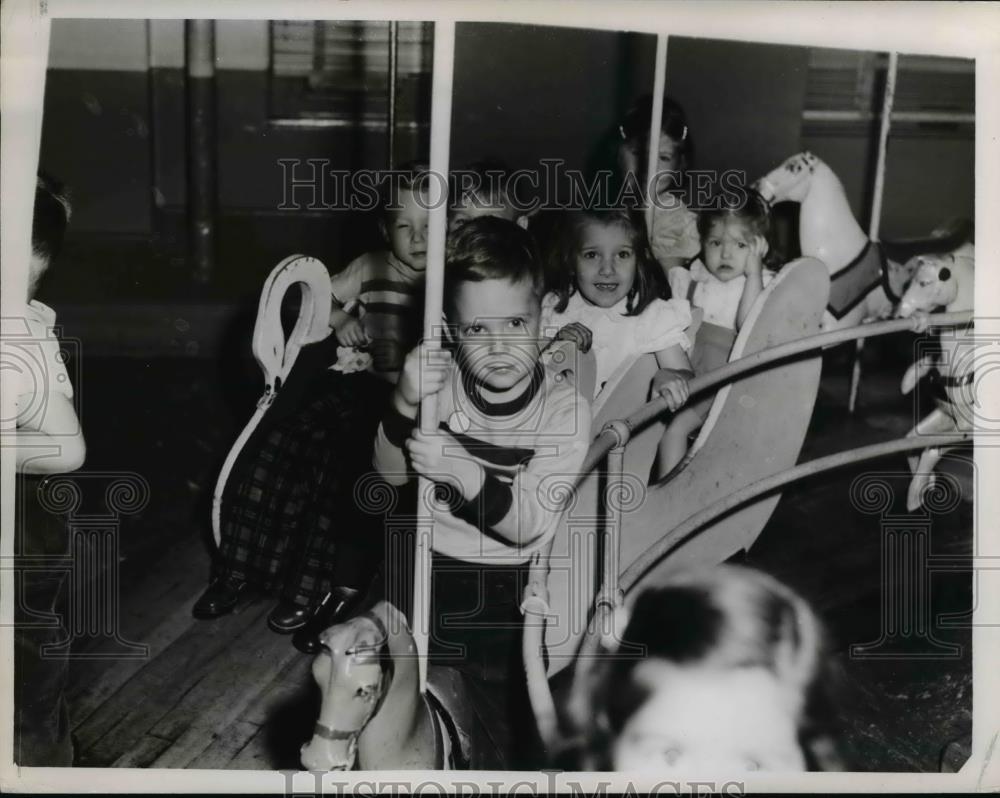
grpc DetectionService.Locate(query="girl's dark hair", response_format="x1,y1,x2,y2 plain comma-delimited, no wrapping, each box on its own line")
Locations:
547,208,666,317
618,94,694,175
565,566,833,771
33,172,71,263
698,186,783,271
444,215,542,315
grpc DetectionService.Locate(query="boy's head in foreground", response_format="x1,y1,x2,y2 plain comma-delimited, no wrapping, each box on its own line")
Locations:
380,163,430,272
444,216,544,394
573,566,828,774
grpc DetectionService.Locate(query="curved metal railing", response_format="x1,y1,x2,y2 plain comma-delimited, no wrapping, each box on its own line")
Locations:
523,310,974,750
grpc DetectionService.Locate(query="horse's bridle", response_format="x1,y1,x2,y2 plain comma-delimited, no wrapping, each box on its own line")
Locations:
311,609,395,766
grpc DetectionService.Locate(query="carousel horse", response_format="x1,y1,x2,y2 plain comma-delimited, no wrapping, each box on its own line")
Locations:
300,599,503,771
753,151,968,330
896,244,976,511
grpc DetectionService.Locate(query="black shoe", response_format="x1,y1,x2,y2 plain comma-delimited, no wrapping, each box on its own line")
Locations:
292,586,365,654
192,574,255,620
267,600,313,634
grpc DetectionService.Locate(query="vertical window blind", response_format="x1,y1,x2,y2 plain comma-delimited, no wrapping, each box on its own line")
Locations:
269,20,433,126
803,48,974,136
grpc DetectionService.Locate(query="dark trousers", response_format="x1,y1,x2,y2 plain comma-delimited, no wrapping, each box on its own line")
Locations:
379,526,540,767
14,475,74,767
217,360,393,606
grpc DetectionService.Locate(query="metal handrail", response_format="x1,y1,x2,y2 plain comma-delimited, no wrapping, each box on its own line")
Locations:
580,311,973,476
524,311,974,751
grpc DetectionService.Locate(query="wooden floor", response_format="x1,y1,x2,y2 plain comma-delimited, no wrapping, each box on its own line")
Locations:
67,534,316,770
51,353,973,771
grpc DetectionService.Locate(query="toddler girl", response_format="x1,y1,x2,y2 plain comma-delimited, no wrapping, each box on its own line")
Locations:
541,208,694,415
658,188,779,477
564,566,840,773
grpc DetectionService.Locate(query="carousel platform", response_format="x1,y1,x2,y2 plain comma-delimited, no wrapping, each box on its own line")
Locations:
48,343,971,772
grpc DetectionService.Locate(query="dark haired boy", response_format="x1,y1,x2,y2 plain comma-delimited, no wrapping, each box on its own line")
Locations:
372,216,591,762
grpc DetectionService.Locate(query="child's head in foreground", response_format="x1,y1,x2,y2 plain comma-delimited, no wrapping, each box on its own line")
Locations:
698,186,780,282
617,94,693,198
444,216,544,394
30,173,72,296
571,565,830,774
380,162,430,272
449,159,528,233
548,207,664,316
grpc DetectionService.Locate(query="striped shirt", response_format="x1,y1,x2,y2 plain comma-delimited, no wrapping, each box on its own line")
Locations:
373,357,592,564
330,250,424,375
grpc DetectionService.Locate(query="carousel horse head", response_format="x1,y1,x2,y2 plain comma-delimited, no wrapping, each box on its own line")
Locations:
895,247,974,317
752,151,825,205
300,604,396,771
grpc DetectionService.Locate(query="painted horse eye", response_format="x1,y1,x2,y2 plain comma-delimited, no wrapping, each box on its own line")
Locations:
939,267,951,281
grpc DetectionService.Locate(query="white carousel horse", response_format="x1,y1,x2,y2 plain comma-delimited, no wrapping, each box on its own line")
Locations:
753,151,923,330
300,601,440,770
540,257,830,675
896,245,976,511
299,599,503,771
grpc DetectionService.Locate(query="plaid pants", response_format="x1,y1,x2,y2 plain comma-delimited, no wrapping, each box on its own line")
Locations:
217,368,392,606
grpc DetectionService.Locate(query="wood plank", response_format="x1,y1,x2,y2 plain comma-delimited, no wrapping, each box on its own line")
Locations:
225,726,277,770
67,533,210,724
181,652,313,770
148,623,302,768
68,588,204,730
240,655,313,726
187,720,262,770
74,600,269,765
109,733,172,769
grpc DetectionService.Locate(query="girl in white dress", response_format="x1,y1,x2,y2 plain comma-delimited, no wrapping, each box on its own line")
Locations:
541,208,695,415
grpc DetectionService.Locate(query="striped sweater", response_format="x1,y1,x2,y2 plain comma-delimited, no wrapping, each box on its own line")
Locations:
330,250,424,375
373,357,592,564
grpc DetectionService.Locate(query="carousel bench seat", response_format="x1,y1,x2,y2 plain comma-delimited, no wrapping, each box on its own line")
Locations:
541,257,831,676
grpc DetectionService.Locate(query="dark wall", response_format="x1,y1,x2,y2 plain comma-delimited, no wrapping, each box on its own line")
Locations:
450,23,650,173
655,37,810,183
40,25,974,245
40,70,153,234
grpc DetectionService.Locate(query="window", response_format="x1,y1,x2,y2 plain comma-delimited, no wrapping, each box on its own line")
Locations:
269,20,433,127
803,48,974,137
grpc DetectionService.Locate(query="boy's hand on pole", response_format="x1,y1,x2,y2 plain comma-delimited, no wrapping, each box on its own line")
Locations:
397,342,453,409
407,428,484,501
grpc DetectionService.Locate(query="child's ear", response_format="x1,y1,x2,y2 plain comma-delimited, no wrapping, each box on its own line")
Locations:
516,214,530,230
378,218,388,243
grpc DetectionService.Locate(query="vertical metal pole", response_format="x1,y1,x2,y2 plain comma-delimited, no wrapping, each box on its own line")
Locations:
601,444,627,613
849,52,897,413
644,35,668,234
387,22,399,171
186,19,216,284
413,20,455,694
